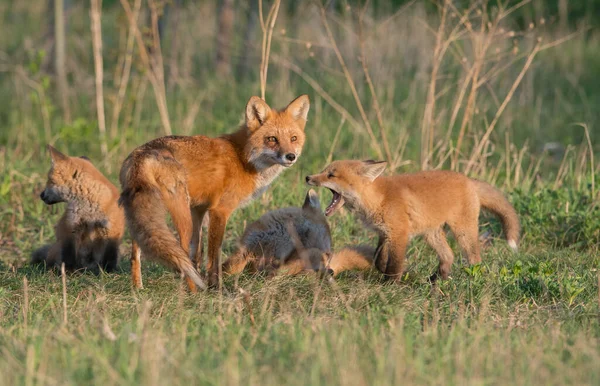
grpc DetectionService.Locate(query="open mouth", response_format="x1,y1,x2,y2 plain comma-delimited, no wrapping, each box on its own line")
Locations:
325,188,345,216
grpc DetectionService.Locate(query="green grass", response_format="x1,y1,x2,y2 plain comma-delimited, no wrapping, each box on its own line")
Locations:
1,241,599,385
1,0,600,384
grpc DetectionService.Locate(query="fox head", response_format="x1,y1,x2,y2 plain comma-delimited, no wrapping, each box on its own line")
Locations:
243,94,310,169
40,146,99,205
305,160,387,216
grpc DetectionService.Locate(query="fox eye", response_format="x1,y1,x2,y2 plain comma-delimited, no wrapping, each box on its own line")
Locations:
266,136,278,144
72,170,79,179
291,136,297,142
327,172,335,179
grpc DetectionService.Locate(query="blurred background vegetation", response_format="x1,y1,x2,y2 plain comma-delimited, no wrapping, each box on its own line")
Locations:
0,0,598,251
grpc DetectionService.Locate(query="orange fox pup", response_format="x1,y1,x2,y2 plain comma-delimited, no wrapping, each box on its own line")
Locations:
306,160,520,282
222,189,332,276
119,95,310,290
32,146,125,272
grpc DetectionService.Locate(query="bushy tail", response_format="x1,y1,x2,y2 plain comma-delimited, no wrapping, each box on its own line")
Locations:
328,245,376,276
472,179,520,252
120,188,206,290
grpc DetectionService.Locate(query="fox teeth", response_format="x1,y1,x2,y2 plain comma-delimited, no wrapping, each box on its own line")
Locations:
325,189,344,216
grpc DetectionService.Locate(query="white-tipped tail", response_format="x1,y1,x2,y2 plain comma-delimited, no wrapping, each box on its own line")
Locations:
508,239,518,253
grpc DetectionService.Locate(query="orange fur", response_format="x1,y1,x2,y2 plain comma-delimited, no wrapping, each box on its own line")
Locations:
32,146,125,273
120,95,310,289
306,160,520,282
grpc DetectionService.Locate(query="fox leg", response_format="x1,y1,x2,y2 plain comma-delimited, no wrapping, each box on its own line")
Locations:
450,220,481,265
190,207,207,271
424,228,455,281
379,234,409,282
61,236,78,271
131,241,143,289
164,194,196,292
206,208,231,288
98,239,119,273
373,236,388,273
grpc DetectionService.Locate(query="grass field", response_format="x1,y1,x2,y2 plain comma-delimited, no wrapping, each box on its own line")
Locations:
1,0,599,385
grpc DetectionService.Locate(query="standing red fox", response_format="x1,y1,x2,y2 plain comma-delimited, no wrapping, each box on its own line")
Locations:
32,146,125,272
306,160,520,281
119,95,310,290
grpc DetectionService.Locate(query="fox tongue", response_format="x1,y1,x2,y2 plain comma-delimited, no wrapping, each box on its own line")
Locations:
325,190,344,216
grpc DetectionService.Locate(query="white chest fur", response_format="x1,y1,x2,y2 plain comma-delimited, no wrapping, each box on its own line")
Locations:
239,164,285,208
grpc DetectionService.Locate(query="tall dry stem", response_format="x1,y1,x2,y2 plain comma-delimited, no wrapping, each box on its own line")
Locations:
110,0,141,137
90,0,109,162
120,0,172,135
358,4,393,168
320,5,384,161
258,0,281,100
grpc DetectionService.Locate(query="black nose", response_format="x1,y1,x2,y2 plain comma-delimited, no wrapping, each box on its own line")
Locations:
305,176,310,183
285,153,296,161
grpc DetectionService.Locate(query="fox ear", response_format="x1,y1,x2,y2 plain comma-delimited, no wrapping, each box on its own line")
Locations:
245,96,272,131
284,94,310,124
303,189,320,210
47,145,69,164
361,160,386,182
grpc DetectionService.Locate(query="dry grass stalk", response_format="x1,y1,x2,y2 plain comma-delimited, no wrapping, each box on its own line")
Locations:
271,54,363,134
61,263,67,326
576,123,595,198
319,5,384,161
110,0,141,138
421,1,449,170
22,277,28,333
120,0,172,135
90,0,109,163
358,2,393,167
464,42,541,174
258,0,281,100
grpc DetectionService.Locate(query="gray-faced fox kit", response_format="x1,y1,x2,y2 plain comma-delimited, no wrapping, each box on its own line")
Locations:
32,146,125,272
306,160,520,282
222,189,377,277
222,190,332,275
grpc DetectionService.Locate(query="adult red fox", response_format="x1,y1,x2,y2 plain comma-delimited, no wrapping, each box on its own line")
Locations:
120,95,310,289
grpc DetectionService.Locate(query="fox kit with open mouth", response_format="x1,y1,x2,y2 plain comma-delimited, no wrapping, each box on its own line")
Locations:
306,160,520,281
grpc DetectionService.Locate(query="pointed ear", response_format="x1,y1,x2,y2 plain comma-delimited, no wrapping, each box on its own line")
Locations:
284,94,310,123
361,160,387,182
245,96,272,131
47,145,69,164
303,189,320,210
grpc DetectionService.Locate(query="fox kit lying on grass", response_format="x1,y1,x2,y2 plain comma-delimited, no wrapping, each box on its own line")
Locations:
32,146,125,272
222,189,332,275
222,189,376,277
306,160,520,281
120,95,310,290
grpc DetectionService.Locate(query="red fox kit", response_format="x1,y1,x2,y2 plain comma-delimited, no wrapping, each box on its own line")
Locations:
222,189,332,275
306,160,520,281
119,95,310,290
32,146,125,272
